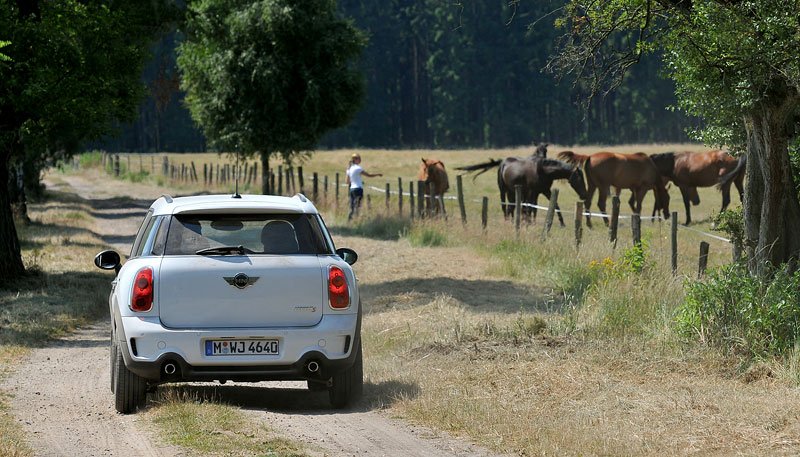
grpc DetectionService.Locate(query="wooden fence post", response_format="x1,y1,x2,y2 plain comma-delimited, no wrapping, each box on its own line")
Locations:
286,168,292,194
671,212,678,275
398,177,403,216
409,181,415,221
277,165,283,195
457,175,467,225
385,182,390,210
417,181,424,218
543,188,559,238
481,197,489,231
126,155,130,172
114,155,120,177
191,162,198,183
298,166,304,192
575,201,583,248
698,241,710,277
162,156,169,176
609,195,620,247
514,184,522,235
632,214,642,246
312,172,319,201
324,175,329,202
335,173,340,206
203,164,208,186
428,182,437,217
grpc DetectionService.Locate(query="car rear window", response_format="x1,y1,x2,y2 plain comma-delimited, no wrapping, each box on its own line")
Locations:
163,214,331,255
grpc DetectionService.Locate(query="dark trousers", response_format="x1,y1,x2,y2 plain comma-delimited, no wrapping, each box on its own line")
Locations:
348,188,363,220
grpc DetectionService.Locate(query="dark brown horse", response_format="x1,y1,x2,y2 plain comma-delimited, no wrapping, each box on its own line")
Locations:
419,158,450,214
650,150,745,225
558,151,670,227
456,155,588,226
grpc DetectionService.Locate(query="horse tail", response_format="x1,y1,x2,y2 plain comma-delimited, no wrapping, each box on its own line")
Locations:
455,159,502,181
557,150,589,166
717,154,746,189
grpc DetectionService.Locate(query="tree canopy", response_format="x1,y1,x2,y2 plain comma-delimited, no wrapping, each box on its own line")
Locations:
177,0,366,193
0,0,174,283
551,0,800,275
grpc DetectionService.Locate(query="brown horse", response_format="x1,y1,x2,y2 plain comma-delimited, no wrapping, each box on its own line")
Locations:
419,158,450,214
558,151,670,227
650,150,744,225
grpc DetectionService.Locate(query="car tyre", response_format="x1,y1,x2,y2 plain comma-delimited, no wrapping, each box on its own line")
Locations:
328,340,363,409
113,340,147,414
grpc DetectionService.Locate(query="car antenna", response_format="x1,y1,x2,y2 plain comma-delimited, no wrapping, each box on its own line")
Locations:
232,150,242,199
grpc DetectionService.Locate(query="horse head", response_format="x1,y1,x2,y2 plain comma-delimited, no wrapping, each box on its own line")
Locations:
533,143,549,158
655,183,671,220
568,165,589,201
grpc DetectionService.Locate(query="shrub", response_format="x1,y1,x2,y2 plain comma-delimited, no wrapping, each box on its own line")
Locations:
408,226,447,247
676,263,800,356
78,151,104,168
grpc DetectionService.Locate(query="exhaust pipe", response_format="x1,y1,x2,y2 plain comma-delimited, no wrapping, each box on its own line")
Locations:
164,363,177,375
306,360,319,373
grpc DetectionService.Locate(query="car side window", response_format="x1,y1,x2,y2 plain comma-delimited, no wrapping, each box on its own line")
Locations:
150,216,170,256
131,215,158,258
129,210,154,258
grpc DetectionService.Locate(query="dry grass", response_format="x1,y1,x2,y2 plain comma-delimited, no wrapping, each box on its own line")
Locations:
58,150,793,456
148,389,305,457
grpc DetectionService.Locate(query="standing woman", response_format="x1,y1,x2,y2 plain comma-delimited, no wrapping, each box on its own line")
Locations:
346,153,382,220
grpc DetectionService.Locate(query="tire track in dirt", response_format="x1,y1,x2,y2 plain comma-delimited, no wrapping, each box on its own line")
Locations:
2,171,503,457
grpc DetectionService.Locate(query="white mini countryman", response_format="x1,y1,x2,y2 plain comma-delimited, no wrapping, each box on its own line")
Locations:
94,193,362,414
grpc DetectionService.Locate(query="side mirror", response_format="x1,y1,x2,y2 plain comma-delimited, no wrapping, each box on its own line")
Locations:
335,247,358,266
94,250,121,274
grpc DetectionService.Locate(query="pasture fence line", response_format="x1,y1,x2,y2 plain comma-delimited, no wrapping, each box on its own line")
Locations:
94,152,734,276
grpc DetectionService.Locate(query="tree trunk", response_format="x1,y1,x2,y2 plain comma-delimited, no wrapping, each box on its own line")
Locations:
260,151,270,195
0,150,26,285
743,92,800,277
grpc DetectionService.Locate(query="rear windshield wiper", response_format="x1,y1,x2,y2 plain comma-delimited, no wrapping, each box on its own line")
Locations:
196,245,246,256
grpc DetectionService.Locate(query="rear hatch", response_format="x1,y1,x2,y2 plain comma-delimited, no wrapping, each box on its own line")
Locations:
158,255,324,328
155,211,331,329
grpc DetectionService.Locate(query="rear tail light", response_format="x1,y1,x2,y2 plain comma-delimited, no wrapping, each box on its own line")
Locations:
328,266,350,309
131,267,154,312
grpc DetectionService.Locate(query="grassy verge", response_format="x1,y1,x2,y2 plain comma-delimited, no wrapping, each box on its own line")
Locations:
1,180,309,456
0,191,114,457
150,389,304,457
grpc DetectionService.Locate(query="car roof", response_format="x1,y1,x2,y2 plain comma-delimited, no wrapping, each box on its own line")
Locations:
149,194,319,216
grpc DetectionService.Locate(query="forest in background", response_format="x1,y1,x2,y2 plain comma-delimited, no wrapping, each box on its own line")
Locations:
93,1,696,152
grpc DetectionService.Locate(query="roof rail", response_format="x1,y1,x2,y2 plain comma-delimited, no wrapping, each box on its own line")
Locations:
160,194,173,204
294,193,308,202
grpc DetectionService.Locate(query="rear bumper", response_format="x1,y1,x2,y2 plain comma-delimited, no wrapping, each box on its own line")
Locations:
118,312,359,383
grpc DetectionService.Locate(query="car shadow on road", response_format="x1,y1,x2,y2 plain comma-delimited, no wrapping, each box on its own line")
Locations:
159,378,420,415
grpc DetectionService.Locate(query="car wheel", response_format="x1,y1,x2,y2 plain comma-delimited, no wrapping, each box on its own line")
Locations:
328,340,363,409
113,339,147,414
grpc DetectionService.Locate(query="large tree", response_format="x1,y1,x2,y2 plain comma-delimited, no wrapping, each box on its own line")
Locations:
549,0,800,277
0,0,173,283
177,0,366,194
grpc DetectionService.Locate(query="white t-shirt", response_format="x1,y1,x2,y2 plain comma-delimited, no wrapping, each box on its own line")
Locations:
347,164,364,189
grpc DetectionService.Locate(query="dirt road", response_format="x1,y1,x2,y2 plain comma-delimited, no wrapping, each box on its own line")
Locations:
1,171,501,457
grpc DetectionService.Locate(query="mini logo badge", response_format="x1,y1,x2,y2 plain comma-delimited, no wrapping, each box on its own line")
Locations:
224,273,259,289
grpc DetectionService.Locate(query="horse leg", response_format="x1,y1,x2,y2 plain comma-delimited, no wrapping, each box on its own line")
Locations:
530,192,539,224
543,189,565,226
679,186,692,225
585,183,596,228
598,186,610,226
720,181,732,213
627,192,636,213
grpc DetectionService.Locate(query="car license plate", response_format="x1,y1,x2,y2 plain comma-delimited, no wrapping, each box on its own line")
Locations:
205,339,279,356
